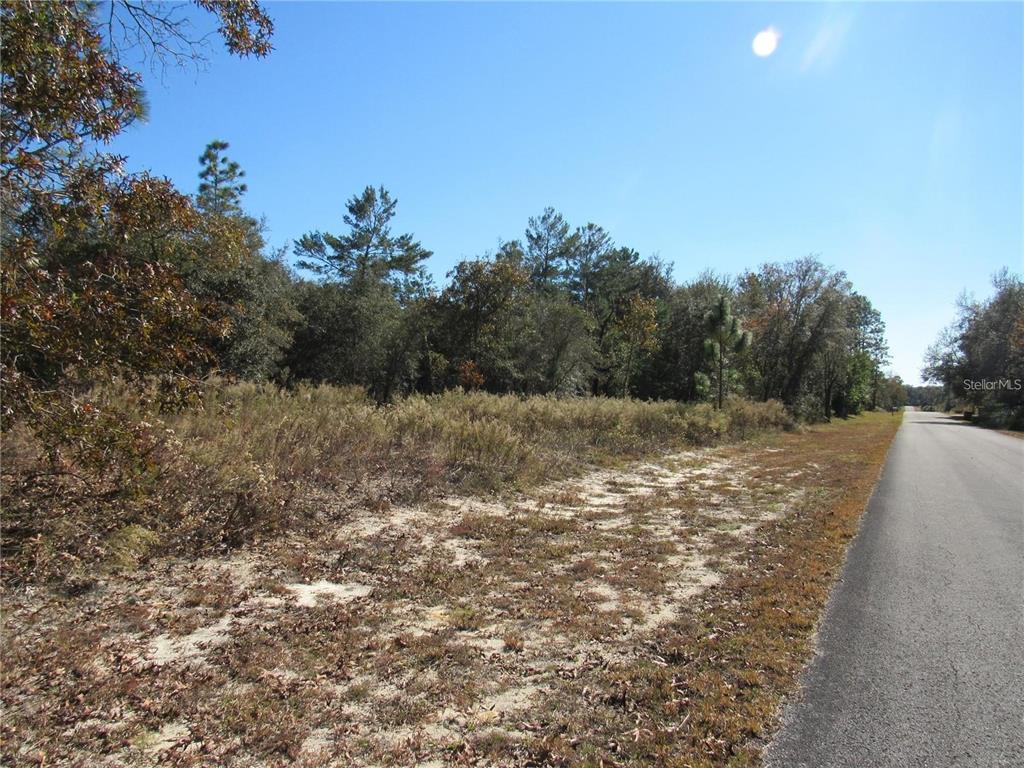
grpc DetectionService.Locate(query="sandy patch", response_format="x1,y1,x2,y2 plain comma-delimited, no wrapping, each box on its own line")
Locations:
148,613,241,665
586,582,621,612
284,579,372,607
140,721,190,755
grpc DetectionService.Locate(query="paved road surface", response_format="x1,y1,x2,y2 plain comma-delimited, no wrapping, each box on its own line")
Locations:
766,408,1024,768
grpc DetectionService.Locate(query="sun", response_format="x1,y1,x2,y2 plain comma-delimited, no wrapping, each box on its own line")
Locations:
752,27,780,58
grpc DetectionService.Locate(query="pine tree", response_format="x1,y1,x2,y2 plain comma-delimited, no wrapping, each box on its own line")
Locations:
197,140,248,216
294,186,430,296
524,207,573,290
192,140,298,380
704,295,752,409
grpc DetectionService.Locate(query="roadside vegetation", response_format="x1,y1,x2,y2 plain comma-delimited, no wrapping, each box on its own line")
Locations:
923,271,1024,429
3,385,790,583
2,411,900,766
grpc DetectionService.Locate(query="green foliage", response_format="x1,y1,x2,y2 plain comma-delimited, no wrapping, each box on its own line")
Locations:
447,212,670,397
294,185,430,295
286,277,425,402
198,139,248,216
216,251,299,381
582,246,671,395
635,273,728,401
190,141,299,380
431,258,532,390
288,186,432,400
704,295,752,409
905,384,944,408
736,257,890,420
524,207,573,289
615,294,660,395
925,270,1024,426
425,225,671,397
877,375,909,411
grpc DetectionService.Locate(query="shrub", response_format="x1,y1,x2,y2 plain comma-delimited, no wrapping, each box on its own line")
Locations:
1,382,791,583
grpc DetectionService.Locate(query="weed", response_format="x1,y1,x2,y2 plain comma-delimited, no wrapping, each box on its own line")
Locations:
3,383,790,583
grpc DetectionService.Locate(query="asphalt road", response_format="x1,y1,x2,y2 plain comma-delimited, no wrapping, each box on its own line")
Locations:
766,408,1024,768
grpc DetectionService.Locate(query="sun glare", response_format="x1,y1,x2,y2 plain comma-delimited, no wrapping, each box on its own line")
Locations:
752,27,780,58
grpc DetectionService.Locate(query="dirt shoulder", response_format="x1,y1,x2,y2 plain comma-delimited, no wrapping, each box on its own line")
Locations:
1,413,899,767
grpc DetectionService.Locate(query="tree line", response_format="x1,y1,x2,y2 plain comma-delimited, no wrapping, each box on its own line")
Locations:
111,138,901,423
1,0,901,470
924,271,1024,427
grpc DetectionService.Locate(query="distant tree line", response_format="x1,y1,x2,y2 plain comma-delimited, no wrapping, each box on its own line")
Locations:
167,141,899,423
924,271,1024,427
904,385,944,409
1,0,903,473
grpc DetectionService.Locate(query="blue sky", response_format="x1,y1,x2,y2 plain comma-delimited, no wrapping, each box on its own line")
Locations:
108,1,1023,385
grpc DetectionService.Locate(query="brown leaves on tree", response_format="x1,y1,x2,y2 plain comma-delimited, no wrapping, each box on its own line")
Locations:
194,0,275,58
0,0,275,498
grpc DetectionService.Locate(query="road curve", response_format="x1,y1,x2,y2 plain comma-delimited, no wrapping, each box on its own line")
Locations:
766,409,1024,768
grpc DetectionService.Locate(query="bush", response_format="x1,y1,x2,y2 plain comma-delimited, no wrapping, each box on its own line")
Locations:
1,382,790,583
722,397,792,438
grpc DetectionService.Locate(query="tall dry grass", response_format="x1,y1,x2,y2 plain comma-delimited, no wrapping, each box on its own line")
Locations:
2,382,790,582
174,382,791,493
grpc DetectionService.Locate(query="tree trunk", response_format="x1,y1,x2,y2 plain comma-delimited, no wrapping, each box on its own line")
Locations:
717,353,724,410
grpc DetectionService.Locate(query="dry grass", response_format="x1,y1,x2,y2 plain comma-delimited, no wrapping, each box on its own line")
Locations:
516,412,901,767
1,409,899,767
1,383,790,583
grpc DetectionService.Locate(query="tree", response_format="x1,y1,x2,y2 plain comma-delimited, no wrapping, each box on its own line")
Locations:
1,1,271,215
0,0,274,460
565,223,614,306
924,270,1024,426
187,141,298,380
294,186,430,296
877,375,908,411
198,140,248,216
432,258,531,391
0,177,218,426
616,295,660,395
515,295,595,394
737,257,850,417
484,210,670,395
440,259,530,359
579,246,669,395
905,385,945,409
635,272,732,402
704,295,752,409
847,293,889,410
523,207,573,290
288,187,432,401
